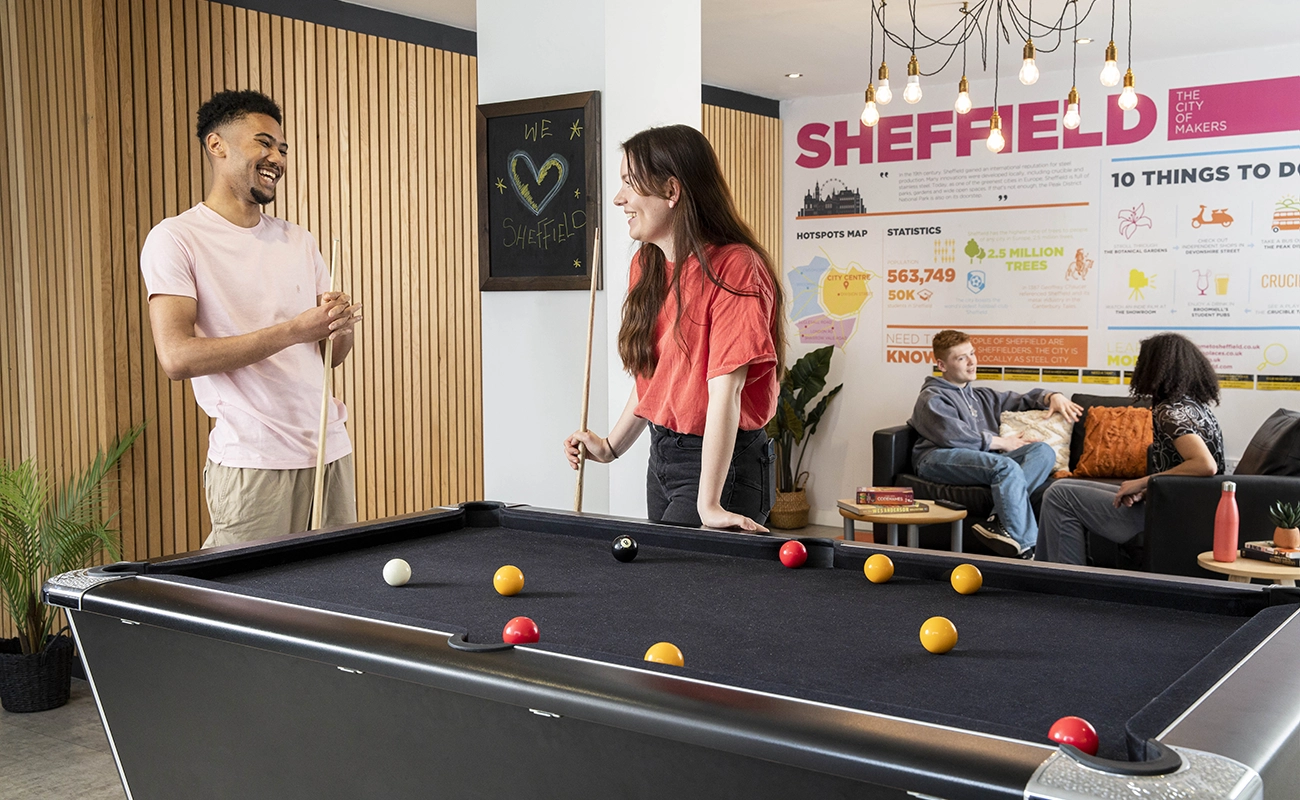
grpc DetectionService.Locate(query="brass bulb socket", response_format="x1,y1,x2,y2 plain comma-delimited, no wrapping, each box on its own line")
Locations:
958,75,969,93
865,84,876,103
989,110,1002,131
1067,86,1080,105
878,61,890,81
1105,41,1118,62
1023,40,1036,60
907,53,920,76
1123,68,1135,89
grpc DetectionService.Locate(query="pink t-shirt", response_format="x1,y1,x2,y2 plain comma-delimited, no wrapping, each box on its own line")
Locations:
139,203,352,470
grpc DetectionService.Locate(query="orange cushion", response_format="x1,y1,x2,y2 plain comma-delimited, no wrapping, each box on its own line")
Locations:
1071,406,1153,479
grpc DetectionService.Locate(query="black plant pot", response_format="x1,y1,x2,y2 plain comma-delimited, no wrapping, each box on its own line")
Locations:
0,634,74,713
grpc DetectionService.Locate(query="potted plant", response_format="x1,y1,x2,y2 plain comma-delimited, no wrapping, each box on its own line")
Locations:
0,424,143,712
764,346,843,529
1269,501,1300,550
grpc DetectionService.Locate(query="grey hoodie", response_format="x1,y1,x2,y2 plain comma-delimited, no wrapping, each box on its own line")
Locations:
909,375,1055,464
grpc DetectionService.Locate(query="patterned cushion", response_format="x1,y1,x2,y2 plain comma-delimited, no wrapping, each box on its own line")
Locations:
1071,406,1153,479
1000,410,1073,472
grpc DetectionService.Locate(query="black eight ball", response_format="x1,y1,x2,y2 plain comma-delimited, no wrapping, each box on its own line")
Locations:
611,535,638,563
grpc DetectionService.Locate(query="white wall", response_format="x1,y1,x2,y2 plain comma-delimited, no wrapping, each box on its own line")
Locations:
780,45,1300,527
478,0,700,516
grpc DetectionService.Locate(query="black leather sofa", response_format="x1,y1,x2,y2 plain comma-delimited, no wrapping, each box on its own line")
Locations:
873,398,1300,577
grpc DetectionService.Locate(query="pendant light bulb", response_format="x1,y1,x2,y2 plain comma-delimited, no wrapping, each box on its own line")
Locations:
986,110,1005,153
1100,40,1121,86
1063,87,1081,130
1019,40,1039,85
1118,69,1138,111
903,54,922,104
954,76,972,114
876,61,893,105
861,85,880,126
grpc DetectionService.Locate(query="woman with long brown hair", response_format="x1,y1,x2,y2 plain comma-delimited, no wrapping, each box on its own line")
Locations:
564,125,785,531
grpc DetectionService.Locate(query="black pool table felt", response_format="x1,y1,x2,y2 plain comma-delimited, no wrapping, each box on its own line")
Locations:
198,526,1271,760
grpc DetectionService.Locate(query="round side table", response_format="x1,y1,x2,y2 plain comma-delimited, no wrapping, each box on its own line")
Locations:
1197,551,1300,587
839,501,967,552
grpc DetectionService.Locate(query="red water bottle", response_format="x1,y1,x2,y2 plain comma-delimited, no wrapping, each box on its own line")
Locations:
1213,481,1239,562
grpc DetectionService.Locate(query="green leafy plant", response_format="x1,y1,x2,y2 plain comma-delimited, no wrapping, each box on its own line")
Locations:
764,346,843,493
0,424,144,654
1268,500,1300,530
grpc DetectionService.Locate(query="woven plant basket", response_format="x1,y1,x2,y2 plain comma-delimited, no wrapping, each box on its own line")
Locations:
769,489,810,530
0,635,74,713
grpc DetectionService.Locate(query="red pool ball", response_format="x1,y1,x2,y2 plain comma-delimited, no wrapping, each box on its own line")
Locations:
502,616,540,644
1048,716,1099,756
779,540,808,568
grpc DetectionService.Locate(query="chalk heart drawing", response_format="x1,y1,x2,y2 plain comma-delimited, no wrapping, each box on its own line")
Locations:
508,149,569,216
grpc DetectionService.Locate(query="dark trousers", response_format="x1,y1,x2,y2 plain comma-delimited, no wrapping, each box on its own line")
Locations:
647,424,776,528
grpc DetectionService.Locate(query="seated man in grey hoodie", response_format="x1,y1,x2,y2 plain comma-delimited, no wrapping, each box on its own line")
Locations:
909,330,1082,557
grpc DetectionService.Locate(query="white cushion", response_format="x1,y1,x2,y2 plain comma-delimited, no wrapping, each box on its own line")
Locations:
999,409,1073,471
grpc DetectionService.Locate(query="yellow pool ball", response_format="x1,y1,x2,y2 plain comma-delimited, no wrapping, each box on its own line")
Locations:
493,565,525,596
950,564,983,595
920,616,958,654
864,554,895,584
644,641,685,666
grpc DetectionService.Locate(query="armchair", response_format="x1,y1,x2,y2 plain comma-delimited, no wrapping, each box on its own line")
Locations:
1143,475,1300,578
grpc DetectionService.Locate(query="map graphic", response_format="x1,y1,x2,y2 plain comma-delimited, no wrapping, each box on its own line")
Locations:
788,249,876,347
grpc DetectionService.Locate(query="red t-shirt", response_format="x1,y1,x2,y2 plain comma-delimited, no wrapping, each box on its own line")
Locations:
631,243,778,436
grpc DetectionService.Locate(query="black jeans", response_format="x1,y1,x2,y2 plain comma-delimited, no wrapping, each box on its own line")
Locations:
647,424,776,528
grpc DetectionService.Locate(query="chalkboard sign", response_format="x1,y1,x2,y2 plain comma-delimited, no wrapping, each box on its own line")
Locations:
476,91,601,291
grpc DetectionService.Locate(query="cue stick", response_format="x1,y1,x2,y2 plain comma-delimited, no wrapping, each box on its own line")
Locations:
310,238,341,530
574,228,602,512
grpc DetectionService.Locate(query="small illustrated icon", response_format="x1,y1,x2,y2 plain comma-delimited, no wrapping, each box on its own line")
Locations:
1128,269,1156,300
1215,274,1230,296
1194,269,1211,296
1191,205,1233,228
967,270,987,294
1118,204,1152,239
918,288,934,301
1065,249,1094,281
933,239,956,264
1259,343,1289,371
964,238,986,264
1274,195,1300,233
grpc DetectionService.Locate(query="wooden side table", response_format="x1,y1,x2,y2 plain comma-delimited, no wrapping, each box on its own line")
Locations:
838,501,967,552
1196,551,1300,586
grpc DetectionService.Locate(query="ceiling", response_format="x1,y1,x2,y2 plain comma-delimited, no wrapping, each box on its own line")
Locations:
343,0,1300,101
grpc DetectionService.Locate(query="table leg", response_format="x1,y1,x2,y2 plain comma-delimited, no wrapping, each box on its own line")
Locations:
843,518,855,541
1280,579,1297,588
887,524,898,547
1228,575,1251,584
951,520,963,553
907,525,919,548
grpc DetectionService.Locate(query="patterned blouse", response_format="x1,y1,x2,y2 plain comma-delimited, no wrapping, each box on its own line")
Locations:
1148,398,1225,474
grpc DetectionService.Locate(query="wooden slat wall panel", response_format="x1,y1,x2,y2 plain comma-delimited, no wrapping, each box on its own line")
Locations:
0,0,483,639
701,104,782,269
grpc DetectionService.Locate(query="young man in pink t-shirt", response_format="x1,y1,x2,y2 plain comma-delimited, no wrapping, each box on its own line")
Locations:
140,91,363,548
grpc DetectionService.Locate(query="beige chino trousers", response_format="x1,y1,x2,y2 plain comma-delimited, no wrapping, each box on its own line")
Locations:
201,454,358,549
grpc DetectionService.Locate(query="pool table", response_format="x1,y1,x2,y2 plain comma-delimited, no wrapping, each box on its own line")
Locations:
45,502,1300,799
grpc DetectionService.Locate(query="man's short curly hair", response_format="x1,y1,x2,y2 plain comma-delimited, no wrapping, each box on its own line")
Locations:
196,90,282,143
932,329,971,360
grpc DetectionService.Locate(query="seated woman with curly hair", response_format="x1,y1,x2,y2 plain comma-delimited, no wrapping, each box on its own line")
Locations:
1035,332,1225,564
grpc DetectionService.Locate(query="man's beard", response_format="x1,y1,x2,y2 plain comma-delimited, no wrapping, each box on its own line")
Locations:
251,185,276,205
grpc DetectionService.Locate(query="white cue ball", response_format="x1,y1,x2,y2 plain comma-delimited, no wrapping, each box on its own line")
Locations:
383,558,412,587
